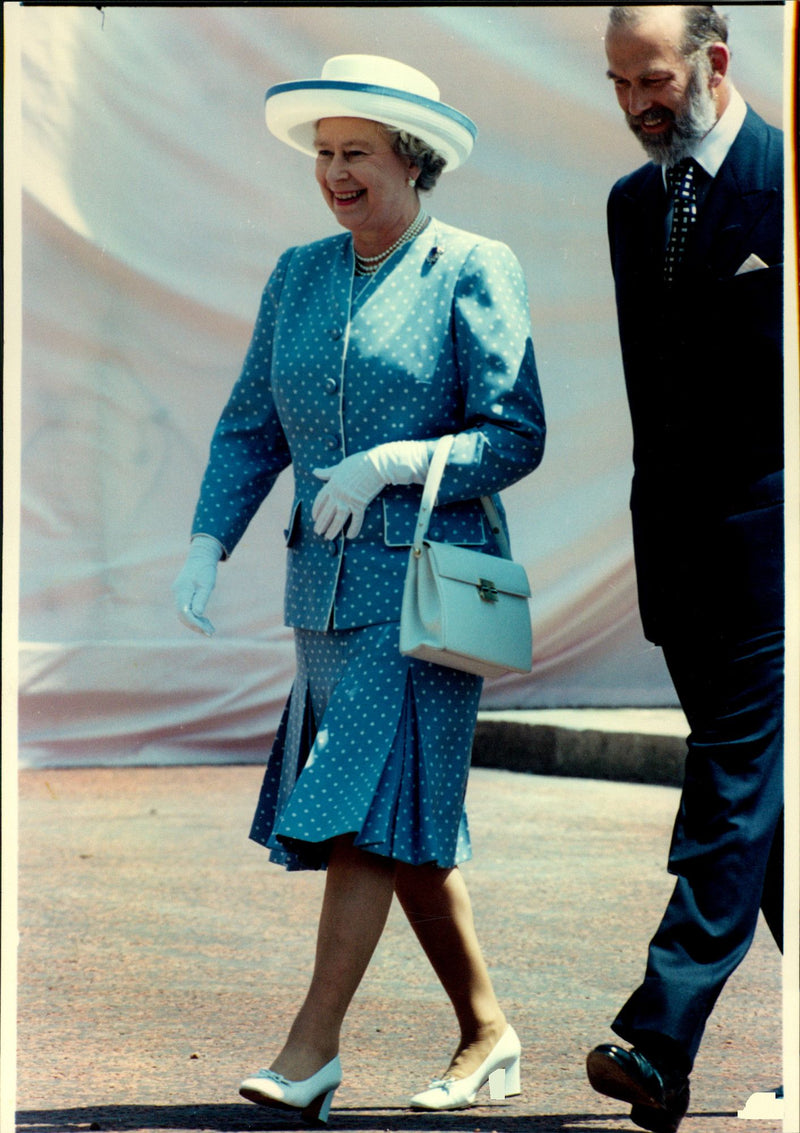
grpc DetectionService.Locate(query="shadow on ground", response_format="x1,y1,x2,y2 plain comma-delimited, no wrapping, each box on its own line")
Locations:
15,1102,739,1133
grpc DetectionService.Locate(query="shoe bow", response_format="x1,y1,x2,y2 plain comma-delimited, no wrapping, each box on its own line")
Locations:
253,1069,290,1086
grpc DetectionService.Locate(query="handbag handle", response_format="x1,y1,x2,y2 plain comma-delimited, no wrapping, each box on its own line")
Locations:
411,434,512,560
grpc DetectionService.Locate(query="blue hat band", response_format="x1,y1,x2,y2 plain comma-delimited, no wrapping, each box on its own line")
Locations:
265,79,477,141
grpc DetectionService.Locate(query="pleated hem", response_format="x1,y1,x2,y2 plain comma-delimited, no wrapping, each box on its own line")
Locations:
248,624,479,872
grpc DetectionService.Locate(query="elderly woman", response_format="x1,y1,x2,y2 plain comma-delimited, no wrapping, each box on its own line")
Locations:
172,55,545,1122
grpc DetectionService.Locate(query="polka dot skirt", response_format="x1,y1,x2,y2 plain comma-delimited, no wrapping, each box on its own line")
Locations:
249,621,482,871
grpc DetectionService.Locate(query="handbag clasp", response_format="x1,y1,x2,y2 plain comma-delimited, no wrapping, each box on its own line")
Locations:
477,578,499,603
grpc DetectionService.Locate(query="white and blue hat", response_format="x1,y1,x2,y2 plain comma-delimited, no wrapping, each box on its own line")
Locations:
265,54,477,171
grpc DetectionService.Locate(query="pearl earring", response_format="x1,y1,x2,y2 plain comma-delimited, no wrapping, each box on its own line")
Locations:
408,178,416,188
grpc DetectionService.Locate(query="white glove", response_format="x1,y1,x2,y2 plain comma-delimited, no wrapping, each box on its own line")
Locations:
312,440,431,540
171,534,224,636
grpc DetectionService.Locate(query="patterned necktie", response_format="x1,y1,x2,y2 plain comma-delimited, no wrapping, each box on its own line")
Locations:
663,158,698,285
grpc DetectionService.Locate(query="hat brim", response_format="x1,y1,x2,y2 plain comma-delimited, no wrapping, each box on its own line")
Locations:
265,80,477,171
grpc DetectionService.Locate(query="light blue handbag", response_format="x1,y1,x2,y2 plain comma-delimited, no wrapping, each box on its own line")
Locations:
399,435,533,678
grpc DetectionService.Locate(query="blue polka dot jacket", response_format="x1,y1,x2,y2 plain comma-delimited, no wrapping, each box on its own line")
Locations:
191,218,546,631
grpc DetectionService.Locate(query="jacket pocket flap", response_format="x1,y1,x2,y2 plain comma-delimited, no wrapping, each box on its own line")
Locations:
384,491,487,547
284,499,302,547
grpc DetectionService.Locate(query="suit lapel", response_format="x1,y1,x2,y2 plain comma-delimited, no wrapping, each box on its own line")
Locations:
615,163,667,280
692,109,779,278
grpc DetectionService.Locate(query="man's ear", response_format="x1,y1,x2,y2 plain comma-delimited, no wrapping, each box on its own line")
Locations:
708,43,730,88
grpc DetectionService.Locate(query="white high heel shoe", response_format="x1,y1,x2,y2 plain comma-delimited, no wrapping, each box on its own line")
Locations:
410,1024,522,1111
239,1055,342,1123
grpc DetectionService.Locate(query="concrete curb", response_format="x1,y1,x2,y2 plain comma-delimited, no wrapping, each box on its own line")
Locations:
472,717,686,787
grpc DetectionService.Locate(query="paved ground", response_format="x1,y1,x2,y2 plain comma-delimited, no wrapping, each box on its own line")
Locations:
14,764,784,1133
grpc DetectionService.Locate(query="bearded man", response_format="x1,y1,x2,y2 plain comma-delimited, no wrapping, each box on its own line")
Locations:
585,7,784,1133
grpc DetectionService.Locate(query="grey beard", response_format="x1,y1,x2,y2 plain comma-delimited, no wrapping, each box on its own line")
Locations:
628,66,718,165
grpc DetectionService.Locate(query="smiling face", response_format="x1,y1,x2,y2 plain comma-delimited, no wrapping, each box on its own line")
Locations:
314,117,420,255
605,6,729,164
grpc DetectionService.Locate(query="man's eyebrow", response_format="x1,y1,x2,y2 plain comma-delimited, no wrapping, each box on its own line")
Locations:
606,67,672,81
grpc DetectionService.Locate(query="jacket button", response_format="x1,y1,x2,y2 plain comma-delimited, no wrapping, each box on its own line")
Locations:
327,540,339,556
324,378,338,395
326,434,340,450
330,327,343,340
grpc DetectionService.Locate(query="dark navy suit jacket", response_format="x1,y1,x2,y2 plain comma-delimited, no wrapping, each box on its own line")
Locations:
607,106,784,643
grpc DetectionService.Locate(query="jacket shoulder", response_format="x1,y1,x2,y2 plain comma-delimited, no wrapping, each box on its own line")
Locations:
741,104,782,144
738,105,783,175
431,218,515,260
609,161,660,202
279,232,350,267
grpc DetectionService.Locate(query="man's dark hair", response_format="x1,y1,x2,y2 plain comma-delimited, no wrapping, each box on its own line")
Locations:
682,6,729,52
608,6,730,57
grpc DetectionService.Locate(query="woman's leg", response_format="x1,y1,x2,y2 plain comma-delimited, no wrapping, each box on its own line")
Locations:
270,836,396,1081
394,863,507,1079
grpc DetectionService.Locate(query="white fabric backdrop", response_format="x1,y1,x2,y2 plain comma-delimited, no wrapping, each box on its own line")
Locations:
9,5,786,767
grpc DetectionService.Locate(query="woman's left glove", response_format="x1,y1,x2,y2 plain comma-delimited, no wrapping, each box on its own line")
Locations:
312,440,430,540
171,534,225,636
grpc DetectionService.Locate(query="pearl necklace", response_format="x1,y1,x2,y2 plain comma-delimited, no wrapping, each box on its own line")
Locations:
354,209,430,275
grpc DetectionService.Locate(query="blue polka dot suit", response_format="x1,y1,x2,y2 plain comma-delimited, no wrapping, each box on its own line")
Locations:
191,218,546,631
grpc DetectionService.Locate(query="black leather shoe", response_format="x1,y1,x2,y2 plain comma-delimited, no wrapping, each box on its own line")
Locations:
586,1043,690,1133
